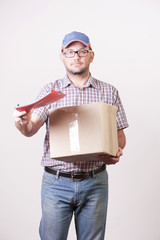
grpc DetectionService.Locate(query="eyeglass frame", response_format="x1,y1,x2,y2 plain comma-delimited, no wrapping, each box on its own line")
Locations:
62,49,92,58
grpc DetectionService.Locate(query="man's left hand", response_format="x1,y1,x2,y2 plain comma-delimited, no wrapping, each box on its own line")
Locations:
98,148,123,165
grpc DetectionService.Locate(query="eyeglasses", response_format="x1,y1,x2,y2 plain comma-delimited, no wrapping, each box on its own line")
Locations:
63,49,92,58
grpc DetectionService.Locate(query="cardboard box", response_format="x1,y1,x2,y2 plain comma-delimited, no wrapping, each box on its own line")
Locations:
49,102,118,162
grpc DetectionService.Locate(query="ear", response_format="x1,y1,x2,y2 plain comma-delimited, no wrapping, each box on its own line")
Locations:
90,51,94,63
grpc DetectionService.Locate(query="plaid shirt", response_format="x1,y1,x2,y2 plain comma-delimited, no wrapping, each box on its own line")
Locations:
33,75,129,172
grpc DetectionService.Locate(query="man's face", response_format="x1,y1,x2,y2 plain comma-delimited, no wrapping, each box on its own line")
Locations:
60,42,94,76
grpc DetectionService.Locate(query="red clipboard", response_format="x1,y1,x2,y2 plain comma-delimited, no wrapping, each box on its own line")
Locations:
15,90,66,112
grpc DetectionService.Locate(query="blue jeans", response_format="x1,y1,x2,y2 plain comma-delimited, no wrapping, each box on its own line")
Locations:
39,169,108,240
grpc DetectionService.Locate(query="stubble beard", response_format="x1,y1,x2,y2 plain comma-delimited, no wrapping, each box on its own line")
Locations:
71,70,85,75
67,65,89,76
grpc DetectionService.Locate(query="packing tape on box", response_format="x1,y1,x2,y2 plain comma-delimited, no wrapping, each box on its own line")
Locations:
69,113,80,154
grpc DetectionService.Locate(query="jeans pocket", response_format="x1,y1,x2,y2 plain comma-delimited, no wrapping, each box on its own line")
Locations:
94,170,108,185
42,171,57,186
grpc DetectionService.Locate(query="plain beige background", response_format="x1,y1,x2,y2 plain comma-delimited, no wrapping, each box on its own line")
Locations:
0,0,160,239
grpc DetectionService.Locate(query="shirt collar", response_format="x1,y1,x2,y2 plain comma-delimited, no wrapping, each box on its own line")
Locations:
60,76,72,89
84,75,99,89
61,75,99,90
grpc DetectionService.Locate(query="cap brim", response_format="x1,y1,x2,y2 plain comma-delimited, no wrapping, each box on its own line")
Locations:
62,40,92,50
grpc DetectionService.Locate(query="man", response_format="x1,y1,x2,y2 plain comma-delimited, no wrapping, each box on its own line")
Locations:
14,31,129,240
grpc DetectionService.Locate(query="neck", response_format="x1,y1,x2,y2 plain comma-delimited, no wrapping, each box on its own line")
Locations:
67,72,90,89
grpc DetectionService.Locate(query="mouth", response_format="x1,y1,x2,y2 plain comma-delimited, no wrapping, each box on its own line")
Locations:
72,62,82,66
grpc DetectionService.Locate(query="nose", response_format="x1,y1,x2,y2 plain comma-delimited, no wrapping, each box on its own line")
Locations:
74,51,80,59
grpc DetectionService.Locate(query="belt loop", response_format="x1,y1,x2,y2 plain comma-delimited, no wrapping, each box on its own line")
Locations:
91,169,95,178
56,169,60,179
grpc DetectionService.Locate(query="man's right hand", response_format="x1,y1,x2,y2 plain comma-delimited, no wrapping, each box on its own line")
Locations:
13,109,42,137
14,109,34,125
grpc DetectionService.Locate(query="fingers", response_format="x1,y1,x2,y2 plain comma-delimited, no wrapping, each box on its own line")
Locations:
13,110,33,125
99,155,120,165
99,148,123,165
13,110,27,123
116,147,123,158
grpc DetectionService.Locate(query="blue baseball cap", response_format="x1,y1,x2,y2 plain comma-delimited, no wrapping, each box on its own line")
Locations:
62,31,92,50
